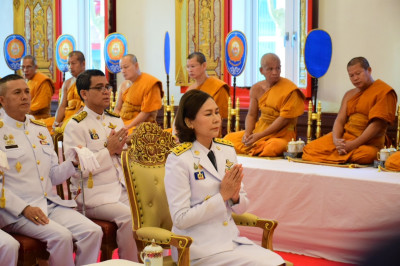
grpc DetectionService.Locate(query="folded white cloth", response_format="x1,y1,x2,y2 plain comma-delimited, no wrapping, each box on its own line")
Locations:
0,150,10,171
66,147,100,173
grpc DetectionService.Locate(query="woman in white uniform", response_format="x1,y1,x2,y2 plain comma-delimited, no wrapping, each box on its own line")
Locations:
165,90,285,266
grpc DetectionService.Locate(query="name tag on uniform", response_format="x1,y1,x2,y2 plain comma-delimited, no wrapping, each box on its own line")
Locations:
194,171,206,180
5,145,18,149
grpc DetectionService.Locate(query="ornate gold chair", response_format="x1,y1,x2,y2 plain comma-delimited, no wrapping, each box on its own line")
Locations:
227,96,241,134
122,122,288,265
307,100,322,143
163,95,175,129
53,130,118,261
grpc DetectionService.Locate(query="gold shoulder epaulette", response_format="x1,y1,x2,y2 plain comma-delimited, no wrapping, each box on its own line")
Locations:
0,119,3,128
105,109,120,118
30,119,46,127
171,142,192,156
214,138,234,147
72,111,87,123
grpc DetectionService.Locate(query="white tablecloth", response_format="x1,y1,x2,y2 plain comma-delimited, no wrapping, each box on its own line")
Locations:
85,259,143,265
237,156,400,264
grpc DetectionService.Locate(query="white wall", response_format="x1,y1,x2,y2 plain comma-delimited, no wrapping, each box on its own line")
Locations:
0,0,15,77
116,0,179,101
318,0,400,112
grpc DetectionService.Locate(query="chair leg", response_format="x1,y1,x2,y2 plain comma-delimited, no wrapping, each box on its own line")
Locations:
100,246,114,261
38,259,49,266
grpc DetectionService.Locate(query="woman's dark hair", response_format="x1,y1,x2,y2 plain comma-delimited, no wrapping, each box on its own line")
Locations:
175,90,212,143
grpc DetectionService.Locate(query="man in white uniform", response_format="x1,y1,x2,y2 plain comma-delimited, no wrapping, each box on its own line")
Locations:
0,229,19,266
0,74,103,266
63,69,137,261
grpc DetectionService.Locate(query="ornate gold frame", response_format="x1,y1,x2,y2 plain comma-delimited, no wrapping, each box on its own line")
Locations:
13,0,56,81
175,0,225,86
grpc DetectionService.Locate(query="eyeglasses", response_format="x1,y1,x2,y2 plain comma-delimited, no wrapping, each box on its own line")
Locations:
89,85,113,92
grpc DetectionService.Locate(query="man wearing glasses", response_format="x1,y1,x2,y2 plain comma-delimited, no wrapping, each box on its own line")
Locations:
21,55,55,119
63,69,138,261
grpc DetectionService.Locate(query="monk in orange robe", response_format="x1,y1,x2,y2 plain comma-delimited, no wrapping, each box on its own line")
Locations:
186,52,230,119
302,57,397,164
385,152,400,171
51,51,86,132
224,53,305,157
114,54,163,133
22,55,54,119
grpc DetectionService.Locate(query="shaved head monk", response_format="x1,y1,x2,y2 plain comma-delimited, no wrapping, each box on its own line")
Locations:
186,51,230,120
114,54,163,132
52,51,86,130
302,57,397,164
224,53,305,157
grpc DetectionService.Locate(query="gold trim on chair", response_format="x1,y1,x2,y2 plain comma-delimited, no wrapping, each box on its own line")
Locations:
122,122,192,265
307,100,322,143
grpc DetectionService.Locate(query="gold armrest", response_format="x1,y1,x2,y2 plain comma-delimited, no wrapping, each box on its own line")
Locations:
135,227,192,265
232,213,278,250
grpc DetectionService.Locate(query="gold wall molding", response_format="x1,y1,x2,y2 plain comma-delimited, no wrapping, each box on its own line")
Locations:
14,0,56,81
299,0,307,88
175,0,225,86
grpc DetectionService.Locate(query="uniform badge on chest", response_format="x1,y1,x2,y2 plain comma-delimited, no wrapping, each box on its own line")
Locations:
3,134,17,148
89,129,99,140
194,162,205,180
38,132,50,145
108,122,117,129
225,159,234,171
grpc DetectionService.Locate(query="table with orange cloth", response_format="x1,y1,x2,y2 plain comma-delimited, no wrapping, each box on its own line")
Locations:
236,156,400,264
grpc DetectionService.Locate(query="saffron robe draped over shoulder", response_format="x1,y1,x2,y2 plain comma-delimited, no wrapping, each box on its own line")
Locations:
195,77,230,119
119,73,163,128
28,72,55,119
224,78,305,157
64,82,84,120
42,81,84,133
302,79,397,164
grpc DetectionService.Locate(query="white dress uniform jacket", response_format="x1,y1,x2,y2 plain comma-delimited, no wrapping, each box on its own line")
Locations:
165,139,254,261
0,113,76,227
63,106,126,208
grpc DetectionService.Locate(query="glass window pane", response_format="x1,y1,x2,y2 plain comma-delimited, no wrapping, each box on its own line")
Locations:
89,0,105,71
257,0,286,82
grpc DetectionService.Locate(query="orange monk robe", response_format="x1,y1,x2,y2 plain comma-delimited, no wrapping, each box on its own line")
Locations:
120,73,163,130
194,77,230,119
385,151,400,171
224,78,305,157
302,79,397,164
27,72,55,119
42,82,84,133
63,82,84,122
